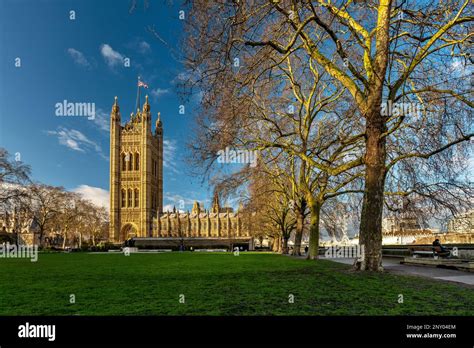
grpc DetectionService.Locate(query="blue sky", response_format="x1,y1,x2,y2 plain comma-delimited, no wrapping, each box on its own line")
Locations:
0,0,213,211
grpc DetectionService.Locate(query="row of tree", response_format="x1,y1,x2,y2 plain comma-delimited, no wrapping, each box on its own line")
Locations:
0,148,108,248
182,0,473,270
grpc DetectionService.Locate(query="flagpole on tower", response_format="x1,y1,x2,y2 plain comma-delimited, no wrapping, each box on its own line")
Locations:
136,76,141,112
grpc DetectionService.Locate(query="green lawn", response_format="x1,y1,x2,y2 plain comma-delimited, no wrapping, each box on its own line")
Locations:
0,252,472,315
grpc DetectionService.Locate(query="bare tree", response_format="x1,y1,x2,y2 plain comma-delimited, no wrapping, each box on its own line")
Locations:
29,184,65,247
0,148,31,210
184,0,473,270
246,159,300,254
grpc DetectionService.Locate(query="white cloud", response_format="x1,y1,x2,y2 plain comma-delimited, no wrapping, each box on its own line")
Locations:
193,90,204,103
67,48,90,68
150,88,170,101
126,38,151,55
138,41,151,54
451,59,463,71
100,44,124,68
171,72,191,85
163,138,180,173
164,193,197,206
92,108,110,132
450,58,472,78
163,193,210,213
171,69,202,86
46,127,107,160
162,204,185,213
73,185,109,211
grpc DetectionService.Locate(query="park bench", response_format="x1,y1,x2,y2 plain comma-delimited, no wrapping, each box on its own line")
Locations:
409,246,450,259
139,249,172,252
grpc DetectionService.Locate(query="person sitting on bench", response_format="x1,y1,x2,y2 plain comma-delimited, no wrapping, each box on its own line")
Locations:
432,239,450,257
432,239,446,251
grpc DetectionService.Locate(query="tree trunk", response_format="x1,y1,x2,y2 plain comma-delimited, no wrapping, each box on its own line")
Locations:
282,237,289,254
307,201,321,260
38,226,45,248
354,0,391,271
355,112,387,271
292,210,304,256
62,228,68,250
272,235,280,252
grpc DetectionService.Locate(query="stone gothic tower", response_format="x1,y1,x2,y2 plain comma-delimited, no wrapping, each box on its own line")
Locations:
109,95,163,242
211,191,221,214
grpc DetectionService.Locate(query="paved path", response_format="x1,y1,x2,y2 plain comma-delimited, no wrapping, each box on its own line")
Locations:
325,257,474,287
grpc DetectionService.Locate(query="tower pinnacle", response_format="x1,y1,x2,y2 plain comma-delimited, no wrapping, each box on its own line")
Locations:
112,96,120,113
143,95,150,113
211,191,220,214
156,112,162,128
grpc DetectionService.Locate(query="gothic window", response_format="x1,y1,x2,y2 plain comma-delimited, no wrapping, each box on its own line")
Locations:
121,189,126,208
223,222,227,229
213,222,217,230
127,154,133,171
134,189,139,208
122,153,127,171
128,189,132,207
135,153,140,171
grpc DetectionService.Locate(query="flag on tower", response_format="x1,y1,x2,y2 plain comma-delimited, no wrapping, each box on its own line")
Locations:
138,80,149,89
136,77,149,111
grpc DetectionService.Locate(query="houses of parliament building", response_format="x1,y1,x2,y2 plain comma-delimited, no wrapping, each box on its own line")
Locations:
109,95,254,250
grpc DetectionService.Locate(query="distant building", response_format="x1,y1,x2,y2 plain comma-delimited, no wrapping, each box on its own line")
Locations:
426,210,474,244
382,216,421,232
0,209,39,245
447,210,474,234
382,217,437,245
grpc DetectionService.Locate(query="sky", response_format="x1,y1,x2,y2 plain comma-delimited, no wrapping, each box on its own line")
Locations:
0,0,215,212
0,0,471,232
